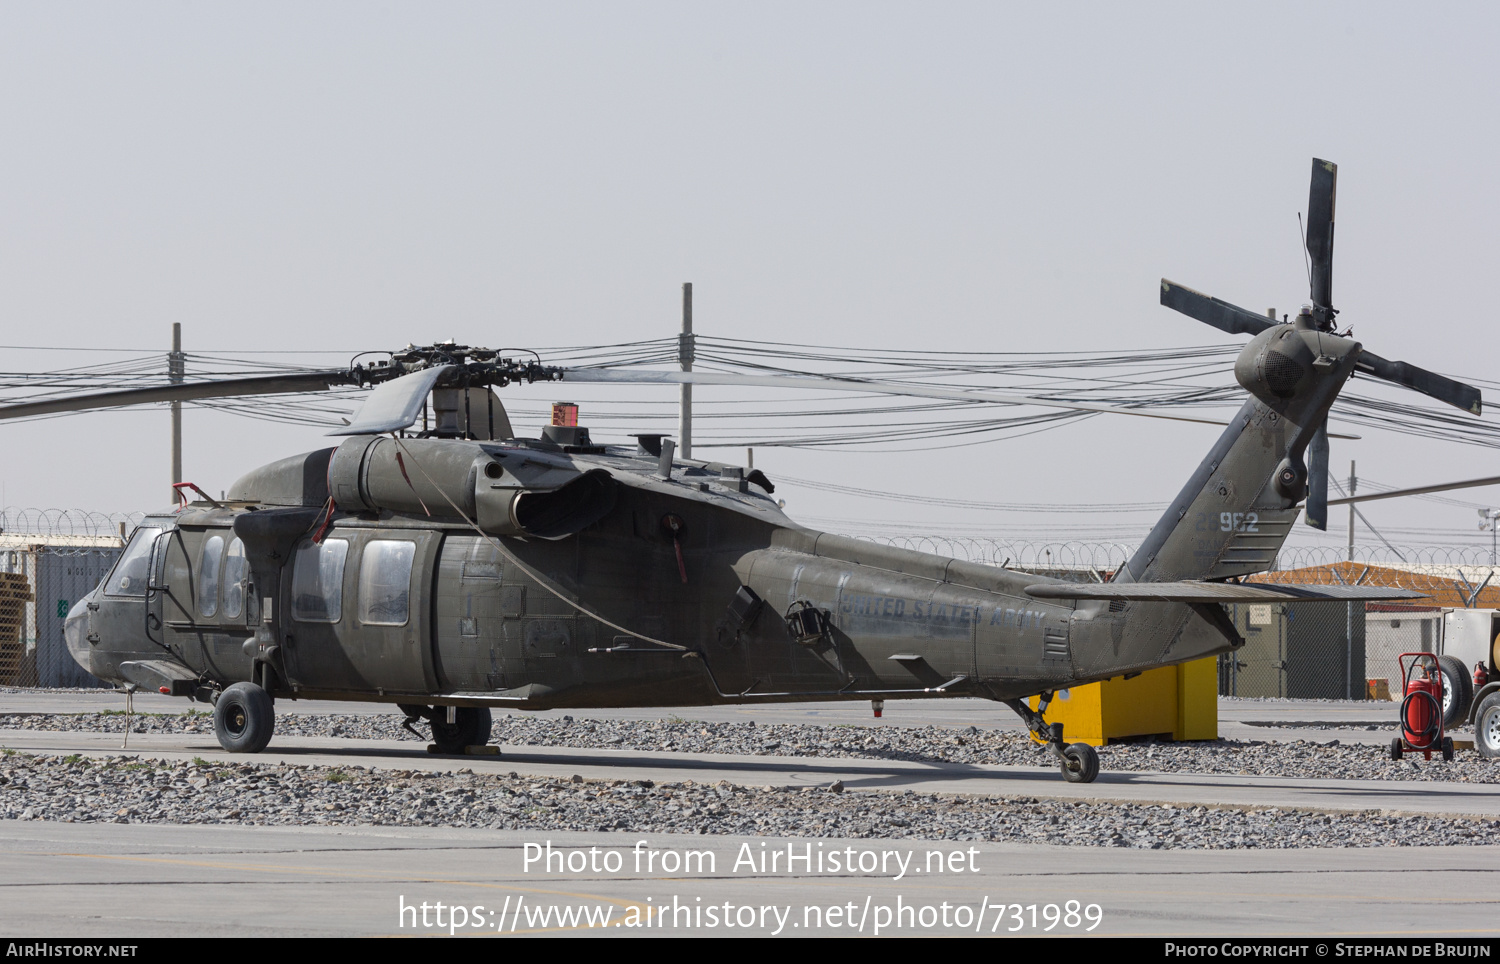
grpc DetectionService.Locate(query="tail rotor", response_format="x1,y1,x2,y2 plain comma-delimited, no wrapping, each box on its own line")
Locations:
1160,158,1481,532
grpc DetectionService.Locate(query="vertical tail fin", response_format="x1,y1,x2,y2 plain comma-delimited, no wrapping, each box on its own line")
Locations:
1075,319,1361,678
1122,320,1359,585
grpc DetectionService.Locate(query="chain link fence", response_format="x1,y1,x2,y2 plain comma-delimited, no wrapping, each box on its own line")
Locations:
1216,601,1369,700
0,508,137,689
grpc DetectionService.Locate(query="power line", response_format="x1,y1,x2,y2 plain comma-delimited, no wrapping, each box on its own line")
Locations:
1,336,1495,453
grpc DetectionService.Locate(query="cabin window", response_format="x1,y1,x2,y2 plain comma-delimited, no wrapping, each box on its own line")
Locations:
292,539,349,623
105,527,163,597
359,540,415,626
196,535,224,618
223,538,249,620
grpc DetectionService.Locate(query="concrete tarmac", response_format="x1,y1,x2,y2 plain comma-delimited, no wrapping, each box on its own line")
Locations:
5,728,1499,819
3,822,1500,938
2,690,1492,938
0,690,1413,744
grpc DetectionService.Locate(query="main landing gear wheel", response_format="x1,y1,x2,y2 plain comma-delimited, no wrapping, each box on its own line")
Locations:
1061,743,1099,784
213,682,275,753
429,706,493,755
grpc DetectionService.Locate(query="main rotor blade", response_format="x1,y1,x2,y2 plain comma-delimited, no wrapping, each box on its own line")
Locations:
1303,418,1329,530
1160,280,1277,337
0,371,355,422
1306,158,1337,308
1354,351,1483,415
565,369,1239,429
1327,474,1500,507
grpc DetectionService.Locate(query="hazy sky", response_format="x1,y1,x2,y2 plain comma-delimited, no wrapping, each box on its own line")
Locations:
1,3,1496,555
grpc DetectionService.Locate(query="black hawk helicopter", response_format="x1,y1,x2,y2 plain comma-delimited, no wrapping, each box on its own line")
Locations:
7,159,1477,783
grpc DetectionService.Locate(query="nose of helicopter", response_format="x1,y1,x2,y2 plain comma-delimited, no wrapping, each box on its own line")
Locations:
63,595,94,677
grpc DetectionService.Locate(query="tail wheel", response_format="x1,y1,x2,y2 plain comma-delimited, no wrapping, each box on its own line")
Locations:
1060,742,1099,784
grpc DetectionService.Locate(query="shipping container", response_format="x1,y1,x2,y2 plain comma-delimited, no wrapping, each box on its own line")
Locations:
0,538,123,688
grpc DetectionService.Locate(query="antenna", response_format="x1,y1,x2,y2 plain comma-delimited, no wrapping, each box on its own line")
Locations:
1297,212,1313,299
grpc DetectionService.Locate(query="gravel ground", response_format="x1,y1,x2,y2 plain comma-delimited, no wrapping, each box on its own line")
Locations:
2,750,1496,850
1,711,1493,783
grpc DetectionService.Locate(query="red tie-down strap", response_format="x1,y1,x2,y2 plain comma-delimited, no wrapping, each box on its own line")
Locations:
661,514,688,584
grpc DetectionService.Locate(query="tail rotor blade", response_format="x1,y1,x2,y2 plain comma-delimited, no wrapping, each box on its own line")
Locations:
1306,158,1337,309
1160,280,1277,337
1355,351,1483,415
1303,418,1330,530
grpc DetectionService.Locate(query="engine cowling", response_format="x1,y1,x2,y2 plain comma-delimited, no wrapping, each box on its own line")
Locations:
327,437,616,539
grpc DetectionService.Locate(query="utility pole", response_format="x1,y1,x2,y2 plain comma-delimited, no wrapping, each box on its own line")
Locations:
1346,460,1356,561
1345,459,1356,701
169,323,184,504
1480,508,1499,566
679,283,694,460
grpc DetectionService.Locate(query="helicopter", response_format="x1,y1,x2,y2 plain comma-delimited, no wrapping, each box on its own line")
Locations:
6,159,1476,783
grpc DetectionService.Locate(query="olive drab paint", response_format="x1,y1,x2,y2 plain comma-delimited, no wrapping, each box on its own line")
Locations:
46,160,1479,782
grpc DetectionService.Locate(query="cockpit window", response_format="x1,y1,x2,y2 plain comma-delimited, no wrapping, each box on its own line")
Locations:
196,535,224,618
223,538,248,620
292,539,348,623
105,527,164,597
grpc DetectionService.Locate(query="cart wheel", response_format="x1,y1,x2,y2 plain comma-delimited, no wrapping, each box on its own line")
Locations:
1390,737,1404,761
1442,736,1455,762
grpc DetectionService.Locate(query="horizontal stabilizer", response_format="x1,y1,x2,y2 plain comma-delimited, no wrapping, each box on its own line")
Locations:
1025,582,1429,603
